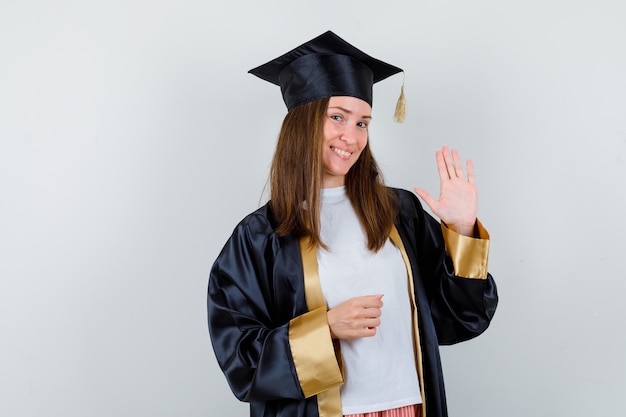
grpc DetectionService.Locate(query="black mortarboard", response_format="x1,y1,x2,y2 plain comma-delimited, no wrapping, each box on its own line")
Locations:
249,31,405,120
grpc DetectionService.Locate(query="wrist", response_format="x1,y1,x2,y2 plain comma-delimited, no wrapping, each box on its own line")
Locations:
446,220,477,237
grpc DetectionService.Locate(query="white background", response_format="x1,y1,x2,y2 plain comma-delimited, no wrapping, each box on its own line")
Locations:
1,1,625,416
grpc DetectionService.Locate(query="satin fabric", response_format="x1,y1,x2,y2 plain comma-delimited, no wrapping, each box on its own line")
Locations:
207,188,498,417
248,31,403,110
279,53,374,110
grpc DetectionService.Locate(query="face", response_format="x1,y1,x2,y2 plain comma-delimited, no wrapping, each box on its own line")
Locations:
321,96,372,188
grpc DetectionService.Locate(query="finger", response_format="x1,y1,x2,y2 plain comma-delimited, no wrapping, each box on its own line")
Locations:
357,294,384,308
441,146,456,179
435,150,449,180
451,148,465,179
363,307,382,319
414,187,439,213
361,294,383,300
360,326,378,337
466,159,476,184
363,317,381,329
349,303,381,319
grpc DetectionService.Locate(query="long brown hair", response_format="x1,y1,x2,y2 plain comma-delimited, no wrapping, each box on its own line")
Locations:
270,98,397,252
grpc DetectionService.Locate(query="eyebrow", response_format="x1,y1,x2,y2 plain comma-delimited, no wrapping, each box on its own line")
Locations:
328,106,372,119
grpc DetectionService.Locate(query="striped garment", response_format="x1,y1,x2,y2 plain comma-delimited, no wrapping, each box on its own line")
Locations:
344,404,420,417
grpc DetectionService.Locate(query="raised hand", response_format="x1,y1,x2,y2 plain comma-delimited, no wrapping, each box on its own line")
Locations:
414,146,478,237
326,295,383,339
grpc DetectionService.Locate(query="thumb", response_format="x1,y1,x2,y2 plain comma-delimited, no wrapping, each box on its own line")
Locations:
414,187,438,212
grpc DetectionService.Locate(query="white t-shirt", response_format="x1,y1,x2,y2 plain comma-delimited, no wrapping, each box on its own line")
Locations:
317,186,421,415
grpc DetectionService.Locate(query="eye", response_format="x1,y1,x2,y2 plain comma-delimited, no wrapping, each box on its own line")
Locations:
357,121,368,128
330,114,343,121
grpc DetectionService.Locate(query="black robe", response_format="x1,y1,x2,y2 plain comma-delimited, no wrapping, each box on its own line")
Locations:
208,188,498,417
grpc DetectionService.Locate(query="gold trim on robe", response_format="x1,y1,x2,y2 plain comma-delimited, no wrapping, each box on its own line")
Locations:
289,237,343,416
440,219,490,279
292,220,491,417
289,307,343,397
389,225,428,417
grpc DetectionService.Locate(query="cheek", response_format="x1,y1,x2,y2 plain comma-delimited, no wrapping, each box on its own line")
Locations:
322,121,337,141
358,134,368,151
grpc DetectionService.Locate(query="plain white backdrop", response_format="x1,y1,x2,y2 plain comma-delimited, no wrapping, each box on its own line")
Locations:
1,1,625,416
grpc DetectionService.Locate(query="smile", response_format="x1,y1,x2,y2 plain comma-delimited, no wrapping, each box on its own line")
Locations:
331,147,352,159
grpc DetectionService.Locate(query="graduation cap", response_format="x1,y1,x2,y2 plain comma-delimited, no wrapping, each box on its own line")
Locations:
249,31,406,122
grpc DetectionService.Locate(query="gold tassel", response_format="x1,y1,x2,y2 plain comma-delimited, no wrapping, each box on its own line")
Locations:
394,74,406,123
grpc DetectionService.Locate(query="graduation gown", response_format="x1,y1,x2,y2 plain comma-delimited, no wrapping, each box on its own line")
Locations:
207,188,498,417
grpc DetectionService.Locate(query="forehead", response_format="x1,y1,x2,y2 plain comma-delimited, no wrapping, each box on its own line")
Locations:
328,96,372,114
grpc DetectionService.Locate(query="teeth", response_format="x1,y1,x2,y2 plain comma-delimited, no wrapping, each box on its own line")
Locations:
332,147,351,158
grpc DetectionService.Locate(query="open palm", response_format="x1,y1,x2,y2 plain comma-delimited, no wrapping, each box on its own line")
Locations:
414,146,478,237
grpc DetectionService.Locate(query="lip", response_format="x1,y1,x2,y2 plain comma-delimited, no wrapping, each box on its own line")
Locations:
330,146,352,160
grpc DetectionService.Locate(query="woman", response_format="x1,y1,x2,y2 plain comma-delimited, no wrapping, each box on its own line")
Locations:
208,31,498,417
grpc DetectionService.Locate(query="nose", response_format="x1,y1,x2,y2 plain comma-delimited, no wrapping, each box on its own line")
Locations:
340,125,358,144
